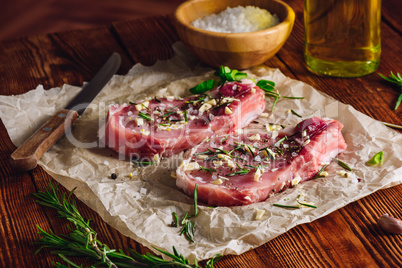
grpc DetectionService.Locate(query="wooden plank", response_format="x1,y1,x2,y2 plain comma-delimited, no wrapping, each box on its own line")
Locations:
0,26,133,96
112,15,179,66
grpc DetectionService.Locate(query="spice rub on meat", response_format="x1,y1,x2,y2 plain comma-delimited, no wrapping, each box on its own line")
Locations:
100,80,266,160
175,117,347,206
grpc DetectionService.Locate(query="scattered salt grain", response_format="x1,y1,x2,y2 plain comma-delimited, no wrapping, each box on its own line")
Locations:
191,6,280,33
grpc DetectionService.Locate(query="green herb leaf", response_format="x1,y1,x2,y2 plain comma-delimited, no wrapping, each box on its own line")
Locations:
256,79,275,92
367,151,384,165
190,79,217,94
215,66,247,82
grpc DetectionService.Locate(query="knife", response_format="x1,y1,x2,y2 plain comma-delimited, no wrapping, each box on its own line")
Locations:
11,52,121,171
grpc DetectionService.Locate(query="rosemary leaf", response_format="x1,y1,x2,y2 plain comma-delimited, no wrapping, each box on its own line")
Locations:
332,158,353,171
273,203,300,209
311,164,328,180
291,109,302,118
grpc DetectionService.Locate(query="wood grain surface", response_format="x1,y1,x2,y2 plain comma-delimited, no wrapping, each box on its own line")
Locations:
0,0,401,267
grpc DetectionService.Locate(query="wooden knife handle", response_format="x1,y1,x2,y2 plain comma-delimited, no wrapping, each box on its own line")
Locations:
11,109,78,171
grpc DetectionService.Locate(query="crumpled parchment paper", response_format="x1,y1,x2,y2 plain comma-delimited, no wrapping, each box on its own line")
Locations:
1,43,401,262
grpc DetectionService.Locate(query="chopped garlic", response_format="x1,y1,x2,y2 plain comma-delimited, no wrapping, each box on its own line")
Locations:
184,162,200,172
251,87,256,93
197,154,209,160
260,113,269,118
224,107,233,114
244,196,252,201
245,145,255,154
248,133,261,141
206,99,217,106
320,171,329,177
167,96,175,101
153,154,160,163
291,175,301,186
213,160,223,167
170,171,177,178
255,209,265,220
262,148,275,158
211,178,223,185
140,129,150,135
337,170,351,178
266,124,282,132
217,154,231,161
227,159,235,168
135,103,143,111
271,131,278,140
254,168,262,182
142,101,149,108
199,103,212,113
135,117,144,126
302,139,311,146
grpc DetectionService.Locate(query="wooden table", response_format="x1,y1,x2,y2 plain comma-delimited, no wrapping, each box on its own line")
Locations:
0,0,401,267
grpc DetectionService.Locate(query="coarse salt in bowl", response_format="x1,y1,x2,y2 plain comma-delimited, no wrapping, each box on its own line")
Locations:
191,6,280,33
174,0,295,69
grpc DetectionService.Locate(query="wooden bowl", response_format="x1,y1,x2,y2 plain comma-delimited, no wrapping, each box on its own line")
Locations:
174,0,295,70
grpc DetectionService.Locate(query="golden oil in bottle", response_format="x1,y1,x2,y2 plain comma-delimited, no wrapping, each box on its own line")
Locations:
304,0,381,77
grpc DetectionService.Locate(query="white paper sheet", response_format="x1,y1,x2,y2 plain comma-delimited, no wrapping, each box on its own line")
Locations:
1,43,401,262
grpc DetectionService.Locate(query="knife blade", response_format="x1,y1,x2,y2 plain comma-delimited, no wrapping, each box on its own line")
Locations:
11,52,121,171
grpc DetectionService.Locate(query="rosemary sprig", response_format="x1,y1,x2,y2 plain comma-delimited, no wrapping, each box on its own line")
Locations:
379,71,402,110
172,184,200,243
34,181,221,267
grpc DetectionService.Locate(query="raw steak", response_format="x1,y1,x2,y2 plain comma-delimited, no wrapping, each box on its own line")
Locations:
100,80,265,160
175,117,347,206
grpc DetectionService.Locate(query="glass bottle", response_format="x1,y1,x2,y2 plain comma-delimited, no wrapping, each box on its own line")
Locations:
304,0,381,77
